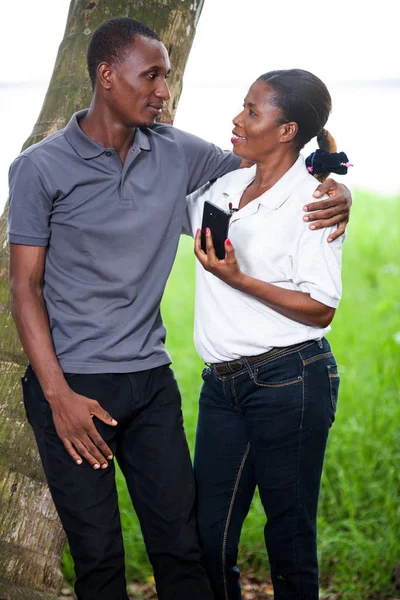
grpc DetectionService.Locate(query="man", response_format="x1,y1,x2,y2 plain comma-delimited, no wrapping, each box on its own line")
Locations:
7,17,351,600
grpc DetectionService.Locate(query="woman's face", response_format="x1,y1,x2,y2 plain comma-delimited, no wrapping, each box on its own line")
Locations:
231,80,287,162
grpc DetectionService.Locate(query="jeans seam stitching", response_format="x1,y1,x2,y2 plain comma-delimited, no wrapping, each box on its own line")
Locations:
222,441,251,600
231,378,239,409
302,352,333,366
327,365,339,412
252,375,303,389
293,362,306,597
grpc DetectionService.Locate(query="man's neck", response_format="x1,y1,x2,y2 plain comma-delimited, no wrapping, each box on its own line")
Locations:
80,102,136,165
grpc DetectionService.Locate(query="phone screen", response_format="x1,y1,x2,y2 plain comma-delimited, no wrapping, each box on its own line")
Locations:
200,201,231,260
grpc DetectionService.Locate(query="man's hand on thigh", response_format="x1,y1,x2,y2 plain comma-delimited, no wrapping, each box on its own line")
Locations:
51,388,118,469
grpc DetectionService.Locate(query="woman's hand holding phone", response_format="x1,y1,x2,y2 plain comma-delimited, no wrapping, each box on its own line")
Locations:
194,228,243,289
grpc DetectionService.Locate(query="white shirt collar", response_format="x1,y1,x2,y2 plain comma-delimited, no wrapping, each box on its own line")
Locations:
223,154,310,211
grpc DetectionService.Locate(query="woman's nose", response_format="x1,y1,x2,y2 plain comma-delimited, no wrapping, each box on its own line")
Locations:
232,111,244,126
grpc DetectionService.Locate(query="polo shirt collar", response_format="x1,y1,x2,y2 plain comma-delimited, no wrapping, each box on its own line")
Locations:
258,155,309,210
134,127,151,151
223,165,257,198
64,109,151,159
223,155,309,210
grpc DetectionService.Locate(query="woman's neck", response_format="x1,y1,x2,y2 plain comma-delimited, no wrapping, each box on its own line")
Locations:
253,150,299,193
238,149,299,210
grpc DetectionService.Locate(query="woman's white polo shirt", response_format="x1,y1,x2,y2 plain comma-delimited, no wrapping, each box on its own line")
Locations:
184,155,344,364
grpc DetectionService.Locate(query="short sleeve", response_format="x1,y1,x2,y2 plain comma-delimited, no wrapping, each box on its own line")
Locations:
7,156,52,246
182,182,212,237
292,225,344,309
175,129,241,195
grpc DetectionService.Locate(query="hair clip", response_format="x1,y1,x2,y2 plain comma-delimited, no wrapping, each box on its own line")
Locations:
305,150,353,176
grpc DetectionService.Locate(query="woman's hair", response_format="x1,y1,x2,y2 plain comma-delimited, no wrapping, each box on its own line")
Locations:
257,69,336,181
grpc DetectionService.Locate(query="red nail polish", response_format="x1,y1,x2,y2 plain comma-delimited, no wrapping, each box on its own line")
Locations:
226,239,232,246
206,228,210,234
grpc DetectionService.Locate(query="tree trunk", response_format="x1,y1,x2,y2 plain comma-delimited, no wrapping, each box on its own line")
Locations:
0,1,204,598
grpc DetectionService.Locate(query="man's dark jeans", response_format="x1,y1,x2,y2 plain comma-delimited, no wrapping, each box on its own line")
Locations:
22,364,213,600
194,338,339,600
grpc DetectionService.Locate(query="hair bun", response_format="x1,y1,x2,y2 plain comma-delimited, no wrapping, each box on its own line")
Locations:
305,149,353,176
317,129,337,153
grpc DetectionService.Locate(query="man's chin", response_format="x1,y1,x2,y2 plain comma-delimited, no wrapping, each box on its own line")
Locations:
132,117,157,128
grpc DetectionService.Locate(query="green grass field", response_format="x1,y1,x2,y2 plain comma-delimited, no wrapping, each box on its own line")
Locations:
63,190,400,598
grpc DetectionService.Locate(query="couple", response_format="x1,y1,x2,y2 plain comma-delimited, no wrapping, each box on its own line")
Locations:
8,17,349,600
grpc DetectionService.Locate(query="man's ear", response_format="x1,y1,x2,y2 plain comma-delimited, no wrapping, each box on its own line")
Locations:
280,121,298,144
97,62,113,90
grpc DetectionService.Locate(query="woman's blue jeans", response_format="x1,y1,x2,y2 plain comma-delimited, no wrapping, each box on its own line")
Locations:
194,338,339,600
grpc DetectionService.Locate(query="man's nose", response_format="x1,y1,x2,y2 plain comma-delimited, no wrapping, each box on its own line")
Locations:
156,79,170,101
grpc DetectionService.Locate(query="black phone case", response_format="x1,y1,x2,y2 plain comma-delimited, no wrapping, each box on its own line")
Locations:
201,201,231,260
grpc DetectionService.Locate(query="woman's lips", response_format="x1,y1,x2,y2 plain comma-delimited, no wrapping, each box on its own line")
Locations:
231,134,246,145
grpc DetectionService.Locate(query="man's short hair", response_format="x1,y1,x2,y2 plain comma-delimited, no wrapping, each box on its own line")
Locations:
87,18,161,89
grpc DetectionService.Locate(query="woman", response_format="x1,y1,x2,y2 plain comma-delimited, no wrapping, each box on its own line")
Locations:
184,69,350,600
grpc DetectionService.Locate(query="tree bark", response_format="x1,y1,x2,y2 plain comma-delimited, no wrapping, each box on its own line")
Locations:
0,1,204,598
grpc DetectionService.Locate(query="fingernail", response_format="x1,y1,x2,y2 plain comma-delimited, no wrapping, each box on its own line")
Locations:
111,419,118,425
101,463,108,469
107,455,113,460
206,228,210,234
314,191,321,197
328,237,333,243
94,464,100,469
310,225,316,230
303,215,309,221
226,239,232,246
76,459,82,465
303,205,309,212
196,228,200,235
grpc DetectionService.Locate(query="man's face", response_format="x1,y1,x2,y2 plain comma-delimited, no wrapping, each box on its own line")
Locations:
105,36,171,127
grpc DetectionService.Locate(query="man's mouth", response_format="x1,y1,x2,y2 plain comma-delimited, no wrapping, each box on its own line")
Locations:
147,104,164,115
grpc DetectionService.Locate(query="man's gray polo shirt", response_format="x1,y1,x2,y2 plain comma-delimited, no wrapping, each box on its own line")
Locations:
8,110,241,373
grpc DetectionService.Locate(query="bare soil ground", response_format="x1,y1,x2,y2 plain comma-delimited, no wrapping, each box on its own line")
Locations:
59,573,400,600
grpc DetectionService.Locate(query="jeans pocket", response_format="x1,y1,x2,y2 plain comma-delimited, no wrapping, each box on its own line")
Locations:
201,366,212,381
21,366,52,429
253,354,303,388
327,364,340,412
21,368,32,424
63,373,78,379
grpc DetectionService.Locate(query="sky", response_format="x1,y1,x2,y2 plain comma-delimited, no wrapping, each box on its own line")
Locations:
2,0,399,85
1,0,400,202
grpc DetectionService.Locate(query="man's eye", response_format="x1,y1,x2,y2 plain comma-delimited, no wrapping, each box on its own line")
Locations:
148,73,157,80
249,109,256,116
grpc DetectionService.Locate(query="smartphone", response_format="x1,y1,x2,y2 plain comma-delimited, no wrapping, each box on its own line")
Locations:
201,201,231,260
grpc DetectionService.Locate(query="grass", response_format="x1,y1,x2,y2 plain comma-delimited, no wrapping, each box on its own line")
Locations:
62,189,400,599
